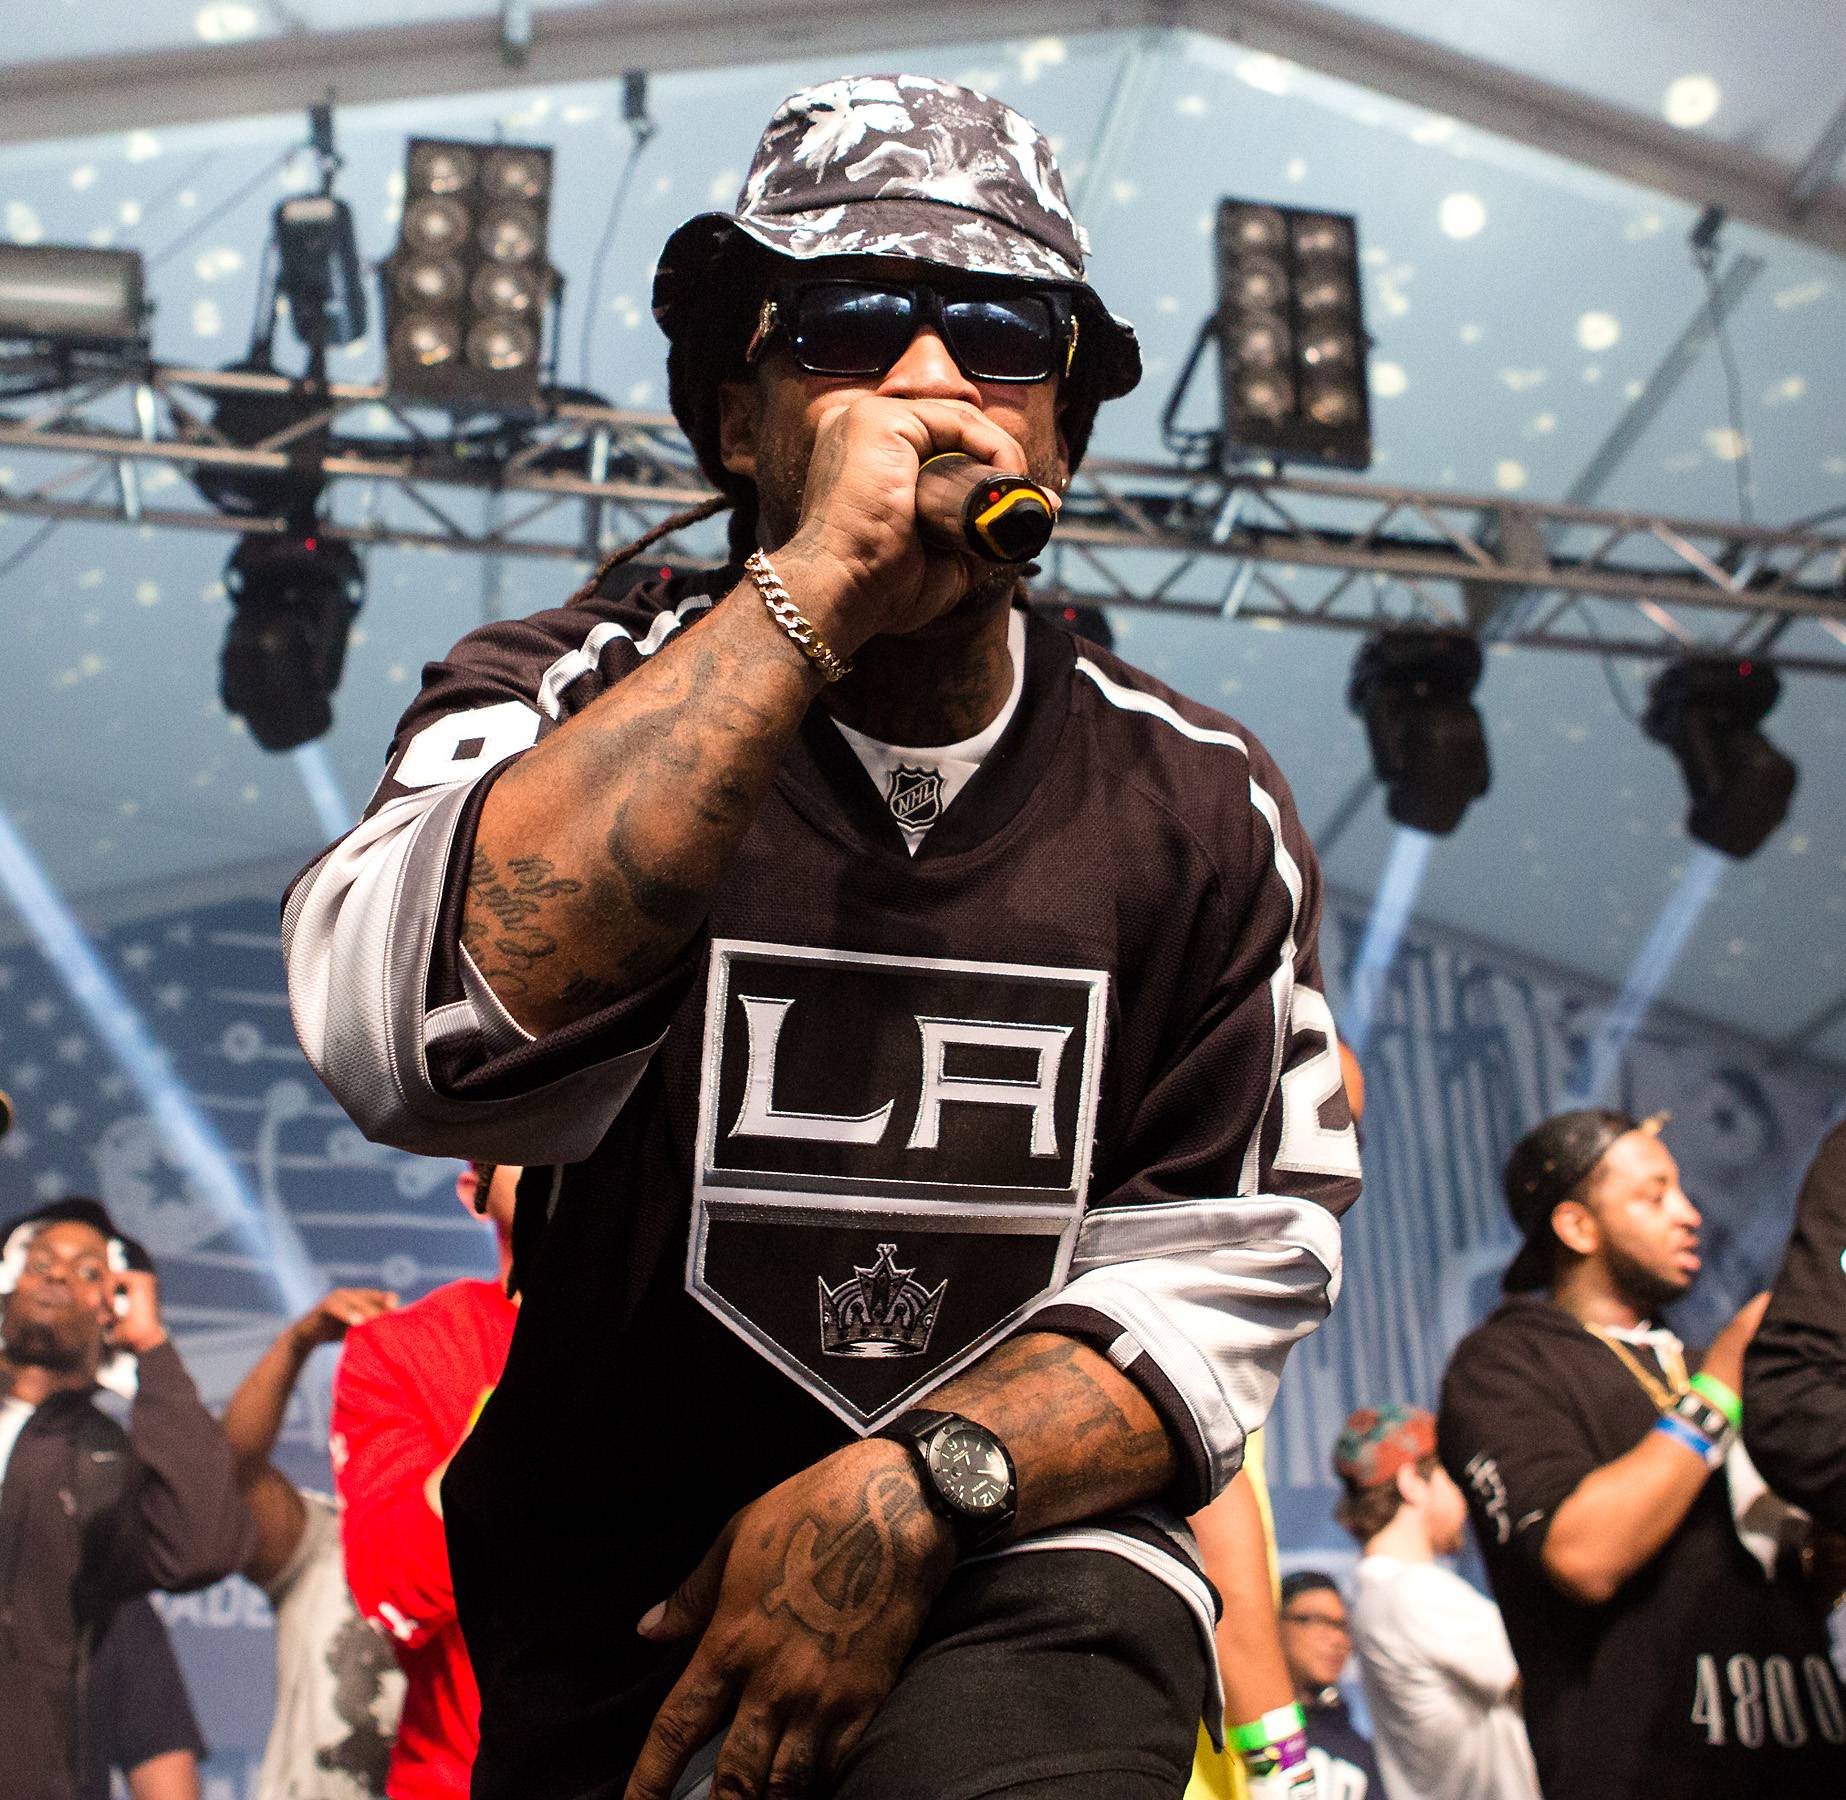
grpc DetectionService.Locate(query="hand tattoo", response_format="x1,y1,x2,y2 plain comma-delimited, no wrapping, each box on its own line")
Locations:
762,1466,926,1657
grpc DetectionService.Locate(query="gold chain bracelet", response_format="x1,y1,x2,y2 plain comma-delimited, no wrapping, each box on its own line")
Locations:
744,549,853,683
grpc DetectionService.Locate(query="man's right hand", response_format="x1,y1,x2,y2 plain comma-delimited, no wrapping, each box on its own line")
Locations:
777,395,1038,655
291,1287,398,1354
1699,1291,1771,1393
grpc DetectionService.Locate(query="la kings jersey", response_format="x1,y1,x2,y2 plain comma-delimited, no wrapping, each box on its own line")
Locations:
283,568,1361,1794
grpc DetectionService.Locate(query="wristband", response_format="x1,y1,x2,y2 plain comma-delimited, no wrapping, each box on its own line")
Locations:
1690,1371,1743,1430
744,549,853,683
1655,1410,1725,1467
1229,1703,1306,1757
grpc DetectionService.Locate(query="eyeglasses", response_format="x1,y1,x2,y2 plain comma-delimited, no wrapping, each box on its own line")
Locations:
747,279,1078,386
1280,1610,1352,1636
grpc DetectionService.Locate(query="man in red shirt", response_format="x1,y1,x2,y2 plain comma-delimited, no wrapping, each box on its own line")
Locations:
332,1162,519,1799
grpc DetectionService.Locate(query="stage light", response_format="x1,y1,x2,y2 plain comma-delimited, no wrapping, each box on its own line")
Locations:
273,192,366,352
220,531,364,751
1214,198,1371,470
0,243,146,349
384,135,555,409
1642,657,1797,859
1349,628,1491,835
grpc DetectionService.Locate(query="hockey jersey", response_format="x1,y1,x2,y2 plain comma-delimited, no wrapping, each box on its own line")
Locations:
284,568,1361,1795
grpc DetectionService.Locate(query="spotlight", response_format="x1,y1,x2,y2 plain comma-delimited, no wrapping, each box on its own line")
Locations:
1349,628,1490,835
384,136,555,409
220,531,364,751
1642,657,1797,859
0,243,146,349
1213,198,1371,469
272,192,367,353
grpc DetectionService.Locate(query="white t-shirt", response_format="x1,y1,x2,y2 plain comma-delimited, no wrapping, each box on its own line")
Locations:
0,1394,35,1487
1351,1554,1541,1800
256,1489,406,1800
830,608,1027,854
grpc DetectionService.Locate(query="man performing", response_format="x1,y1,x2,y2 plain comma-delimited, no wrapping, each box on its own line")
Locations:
286,75,1359,1800
1438,1109,1844,1798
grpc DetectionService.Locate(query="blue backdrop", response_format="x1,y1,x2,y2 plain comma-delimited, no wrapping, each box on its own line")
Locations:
1,885,1838,1794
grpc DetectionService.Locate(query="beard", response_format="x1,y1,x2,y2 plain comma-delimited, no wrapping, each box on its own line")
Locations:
1604,1237,1694,1314
1,1313,92,1373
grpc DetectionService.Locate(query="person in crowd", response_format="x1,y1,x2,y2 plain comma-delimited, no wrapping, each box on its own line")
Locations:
1743,1119,1846,1532
284,72,1359,1800
1335,1405,1537,1800
1276,1572,1384,1800
1438,1109,1843,1797
0,1197,253,1800
331,1162,520,1800
1191,1044,1370,1800
81,1596,206,1800
222,1284,406,1799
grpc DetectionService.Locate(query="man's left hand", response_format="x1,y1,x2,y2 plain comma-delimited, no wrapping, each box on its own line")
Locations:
623,1437,955,1800
110,1268,167,1355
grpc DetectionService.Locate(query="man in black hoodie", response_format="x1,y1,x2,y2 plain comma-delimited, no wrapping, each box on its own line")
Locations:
1437,1111,1842,1799
0,1197,253,1800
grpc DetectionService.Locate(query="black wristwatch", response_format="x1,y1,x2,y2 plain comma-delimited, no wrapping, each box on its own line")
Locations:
876,1409,1017,1554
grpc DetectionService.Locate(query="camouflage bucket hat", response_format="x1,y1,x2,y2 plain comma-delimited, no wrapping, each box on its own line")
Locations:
652,73,1141,402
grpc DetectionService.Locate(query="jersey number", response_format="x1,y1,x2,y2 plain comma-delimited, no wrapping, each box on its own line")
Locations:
1690,1653,1844,1749
394,700,541,790
1273,986,1363,1180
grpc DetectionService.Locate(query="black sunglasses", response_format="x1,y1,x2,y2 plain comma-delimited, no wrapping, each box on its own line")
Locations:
747,279,1078,385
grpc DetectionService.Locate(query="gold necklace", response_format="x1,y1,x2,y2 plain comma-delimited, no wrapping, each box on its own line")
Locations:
1584,1323,1689,1414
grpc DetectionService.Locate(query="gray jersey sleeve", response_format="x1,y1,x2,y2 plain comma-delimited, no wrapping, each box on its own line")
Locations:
282,593,712,1163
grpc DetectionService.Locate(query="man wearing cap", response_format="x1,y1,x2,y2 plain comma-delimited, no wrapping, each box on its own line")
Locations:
1334,1405,1537,1800
1437,1111,1842,1798
287,73,1359,1800
0,1198,253,1800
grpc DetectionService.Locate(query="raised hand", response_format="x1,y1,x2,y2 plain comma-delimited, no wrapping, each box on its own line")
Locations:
290,1286,399,1353
623,1438,954,1800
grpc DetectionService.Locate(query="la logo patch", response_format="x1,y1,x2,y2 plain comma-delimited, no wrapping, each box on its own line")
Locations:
688,939,1109,1431
885,764,944,832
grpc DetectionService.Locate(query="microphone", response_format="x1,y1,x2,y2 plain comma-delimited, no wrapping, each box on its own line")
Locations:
916,453,1057,564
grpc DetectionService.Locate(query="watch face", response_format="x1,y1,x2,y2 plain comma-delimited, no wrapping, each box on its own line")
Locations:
928,1422,1012,1516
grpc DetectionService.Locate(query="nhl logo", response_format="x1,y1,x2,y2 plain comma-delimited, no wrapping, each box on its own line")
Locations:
819,1242,946,1358
885,765,944,832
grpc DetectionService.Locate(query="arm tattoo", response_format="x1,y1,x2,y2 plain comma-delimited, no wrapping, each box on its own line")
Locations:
461,853,581,1000
930,1332,1176,1528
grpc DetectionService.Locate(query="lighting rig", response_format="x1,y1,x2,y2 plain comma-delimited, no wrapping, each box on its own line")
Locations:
1643,657,1798,859
1164,196,1372,472
1348,628,1492,835
384,136,557,411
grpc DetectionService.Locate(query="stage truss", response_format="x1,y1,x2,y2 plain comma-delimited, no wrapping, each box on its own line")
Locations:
3,360,1844,674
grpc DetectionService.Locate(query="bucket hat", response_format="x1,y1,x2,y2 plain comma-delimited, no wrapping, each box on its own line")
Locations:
652,75,1141,499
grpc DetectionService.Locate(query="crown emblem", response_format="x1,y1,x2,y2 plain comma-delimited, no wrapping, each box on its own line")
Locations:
818,1242,946,1358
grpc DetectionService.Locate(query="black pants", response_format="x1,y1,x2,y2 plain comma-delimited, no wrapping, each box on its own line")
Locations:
836,1549,1204,1799
667,1550,1205,1800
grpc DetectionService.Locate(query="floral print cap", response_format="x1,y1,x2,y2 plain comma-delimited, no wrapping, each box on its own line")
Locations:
652,73,1140,399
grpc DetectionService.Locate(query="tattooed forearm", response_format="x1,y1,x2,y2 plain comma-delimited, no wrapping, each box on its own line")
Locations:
464,585,827,1032
928,1331,1177,1535
460,853,581,998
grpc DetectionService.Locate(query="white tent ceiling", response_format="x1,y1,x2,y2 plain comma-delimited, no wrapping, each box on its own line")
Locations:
1,3,1843,1065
